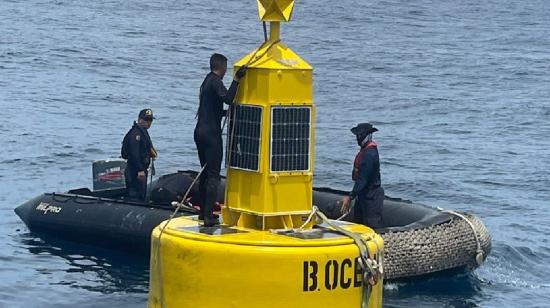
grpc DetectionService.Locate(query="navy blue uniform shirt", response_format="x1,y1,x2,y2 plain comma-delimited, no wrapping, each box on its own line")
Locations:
123,122,153,173
350,142,381,200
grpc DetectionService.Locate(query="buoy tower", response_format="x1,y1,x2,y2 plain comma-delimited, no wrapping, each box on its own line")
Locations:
148,1,384,307
224,0,314,229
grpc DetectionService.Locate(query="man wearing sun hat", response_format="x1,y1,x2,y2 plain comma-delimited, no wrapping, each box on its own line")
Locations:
340,122,384,229
121,108,157,201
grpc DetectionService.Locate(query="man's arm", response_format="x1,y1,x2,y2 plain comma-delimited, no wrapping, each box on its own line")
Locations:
215,79,239,105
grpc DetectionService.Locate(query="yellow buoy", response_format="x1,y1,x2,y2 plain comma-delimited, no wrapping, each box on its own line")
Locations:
148,1,384,307
149,217,383,307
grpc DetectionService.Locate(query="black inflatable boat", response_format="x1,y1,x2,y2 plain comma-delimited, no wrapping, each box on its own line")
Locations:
15,170,491,280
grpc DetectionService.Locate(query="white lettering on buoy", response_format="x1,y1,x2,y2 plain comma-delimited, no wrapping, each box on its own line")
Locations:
302,257,363,292
35,202,62,215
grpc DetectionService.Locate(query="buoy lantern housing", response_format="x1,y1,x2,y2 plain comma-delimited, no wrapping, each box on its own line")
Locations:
148,1,384,307
224,10,314,229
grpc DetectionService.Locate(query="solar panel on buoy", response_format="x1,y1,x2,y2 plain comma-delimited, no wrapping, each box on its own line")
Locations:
228,104,263,171
270,106,311,172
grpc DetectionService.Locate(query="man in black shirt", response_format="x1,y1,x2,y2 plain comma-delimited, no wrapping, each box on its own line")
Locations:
194,53,246,226
121,108,157,201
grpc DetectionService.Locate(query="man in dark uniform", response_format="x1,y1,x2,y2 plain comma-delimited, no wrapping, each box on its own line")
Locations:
121,108,157,201
340,123,384,229
194,53,246,226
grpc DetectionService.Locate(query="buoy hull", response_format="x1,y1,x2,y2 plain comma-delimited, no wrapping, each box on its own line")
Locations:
148,218,383,308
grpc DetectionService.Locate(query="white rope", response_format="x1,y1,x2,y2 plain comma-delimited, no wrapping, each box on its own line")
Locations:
316,208,382,275
296,206,319,230
437,207,484,266
292,206,383,307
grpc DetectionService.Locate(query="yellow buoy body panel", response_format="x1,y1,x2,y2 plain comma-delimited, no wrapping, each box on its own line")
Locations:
226,41,315,218
148,217,383,308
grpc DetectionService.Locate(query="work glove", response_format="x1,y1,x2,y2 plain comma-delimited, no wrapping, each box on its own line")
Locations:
235,66,248,79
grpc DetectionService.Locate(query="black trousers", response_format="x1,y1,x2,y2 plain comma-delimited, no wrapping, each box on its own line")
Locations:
125,167,148,201
354,186,384,229
194,131,222,220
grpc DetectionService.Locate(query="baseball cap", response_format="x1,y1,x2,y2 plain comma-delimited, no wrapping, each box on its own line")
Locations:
139,108,155,121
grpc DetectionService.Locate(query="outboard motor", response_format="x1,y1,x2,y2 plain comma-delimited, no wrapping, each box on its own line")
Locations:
92,159,127,191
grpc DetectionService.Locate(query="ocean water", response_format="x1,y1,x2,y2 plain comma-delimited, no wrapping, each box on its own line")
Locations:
1,0,550,307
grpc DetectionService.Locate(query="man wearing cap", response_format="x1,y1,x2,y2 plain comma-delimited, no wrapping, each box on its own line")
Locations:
194,53,247,226
121,108,157,201
340,123,384,229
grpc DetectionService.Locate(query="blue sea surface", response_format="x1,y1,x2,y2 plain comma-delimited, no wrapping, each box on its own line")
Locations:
1,0,550,307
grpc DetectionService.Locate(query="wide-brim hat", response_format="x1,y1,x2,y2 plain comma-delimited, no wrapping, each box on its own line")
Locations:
351,123,378,136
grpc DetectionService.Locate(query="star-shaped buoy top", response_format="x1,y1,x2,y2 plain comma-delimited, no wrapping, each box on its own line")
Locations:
257,0,295,22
